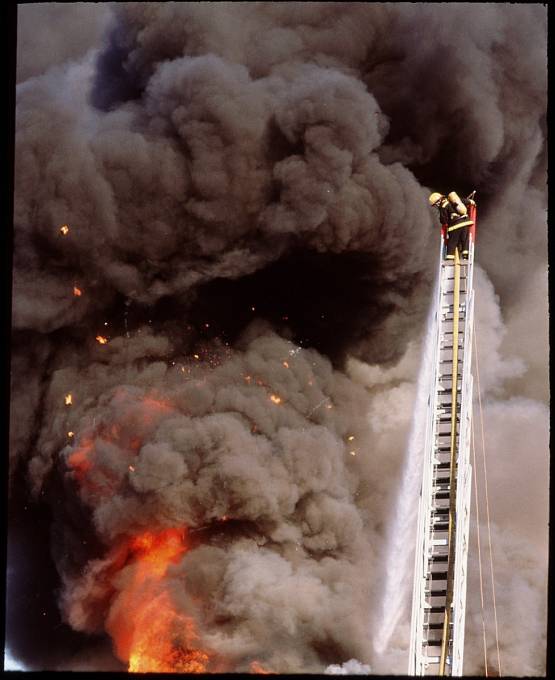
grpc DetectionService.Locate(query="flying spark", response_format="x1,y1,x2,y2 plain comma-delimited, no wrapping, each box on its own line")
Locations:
73,286,82,297
64,394,73,406
59,224,69,235
270,395,282,405
96,335,108,345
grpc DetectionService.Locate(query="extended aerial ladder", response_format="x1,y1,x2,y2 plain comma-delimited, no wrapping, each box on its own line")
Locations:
409,204,477,675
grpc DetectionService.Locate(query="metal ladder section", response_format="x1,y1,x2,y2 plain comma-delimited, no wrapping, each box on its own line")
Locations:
409,239,475,676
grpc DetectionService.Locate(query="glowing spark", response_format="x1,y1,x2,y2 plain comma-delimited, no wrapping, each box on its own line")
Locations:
68,431,74,438
244,375,252,383
348,435,355,441
129,465,135,472
350,451,356,456
204,323,210,328
193,354,200,360
282,361,289,368
104,321,108,326
270,395,282,405
73,286,82,297
59,224,69,235
64,393,73,406
326,404,333,410
251,306,256,311
96,335,108,345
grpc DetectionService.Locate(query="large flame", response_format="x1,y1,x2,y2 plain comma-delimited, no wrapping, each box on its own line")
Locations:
106,528,210,673
63,393,216,671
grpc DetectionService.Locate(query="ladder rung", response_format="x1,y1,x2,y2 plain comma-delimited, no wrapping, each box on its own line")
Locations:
434,491,451,499
424,656,452,665
432,522,449,531
424,606,446,613
426,589,447,597
423,623,446,630
428,554,449,563
429,571,448,580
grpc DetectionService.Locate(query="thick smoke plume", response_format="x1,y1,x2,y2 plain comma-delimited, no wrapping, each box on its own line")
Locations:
8,2,547,674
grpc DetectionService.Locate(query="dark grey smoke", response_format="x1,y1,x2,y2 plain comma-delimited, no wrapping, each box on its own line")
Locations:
8,2,547,674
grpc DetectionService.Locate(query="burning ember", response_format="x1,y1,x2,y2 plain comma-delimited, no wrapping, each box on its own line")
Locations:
59,224,70,235
269,395,282,405
106,528,210,673
96,335,108,345
73,286,82,297
64,393,73,406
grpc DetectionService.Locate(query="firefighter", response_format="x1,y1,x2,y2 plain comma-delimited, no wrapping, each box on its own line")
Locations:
428,191,475,260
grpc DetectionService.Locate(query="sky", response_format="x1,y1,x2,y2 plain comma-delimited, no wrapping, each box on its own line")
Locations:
6,2,548,675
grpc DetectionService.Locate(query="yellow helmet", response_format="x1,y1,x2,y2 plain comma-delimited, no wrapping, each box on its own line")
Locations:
428,192,443,206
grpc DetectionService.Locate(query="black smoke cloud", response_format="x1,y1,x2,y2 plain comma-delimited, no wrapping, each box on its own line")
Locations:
8,2,547,674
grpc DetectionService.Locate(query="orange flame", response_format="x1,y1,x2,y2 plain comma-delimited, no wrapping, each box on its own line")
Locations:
67,435,94,484
96,335,108,345
269,394,282,405
65,393,73,406
106,528,210,673
251,661,274,674
60,224,70,235
73,286,82,297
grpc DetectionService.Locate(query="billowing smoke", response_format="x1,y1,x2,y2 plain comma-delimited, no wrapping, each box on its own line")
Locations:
8,2,547,674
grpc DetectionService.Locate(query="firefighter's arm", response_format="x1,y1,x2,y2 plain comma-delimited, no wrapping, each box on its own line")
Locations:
466,190,476,206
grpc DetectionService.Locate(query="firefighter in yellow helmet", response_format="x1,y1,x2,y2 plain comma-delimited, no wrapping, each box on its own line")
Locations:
428,191,475,260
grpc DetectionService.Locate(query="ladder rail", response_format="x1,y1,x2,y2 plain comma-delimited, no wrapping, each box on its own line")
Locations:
439,251,461,674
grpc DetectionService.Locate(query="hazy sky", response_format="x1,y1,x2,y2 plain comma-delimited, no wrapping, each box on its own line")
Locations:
8,3,547,674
